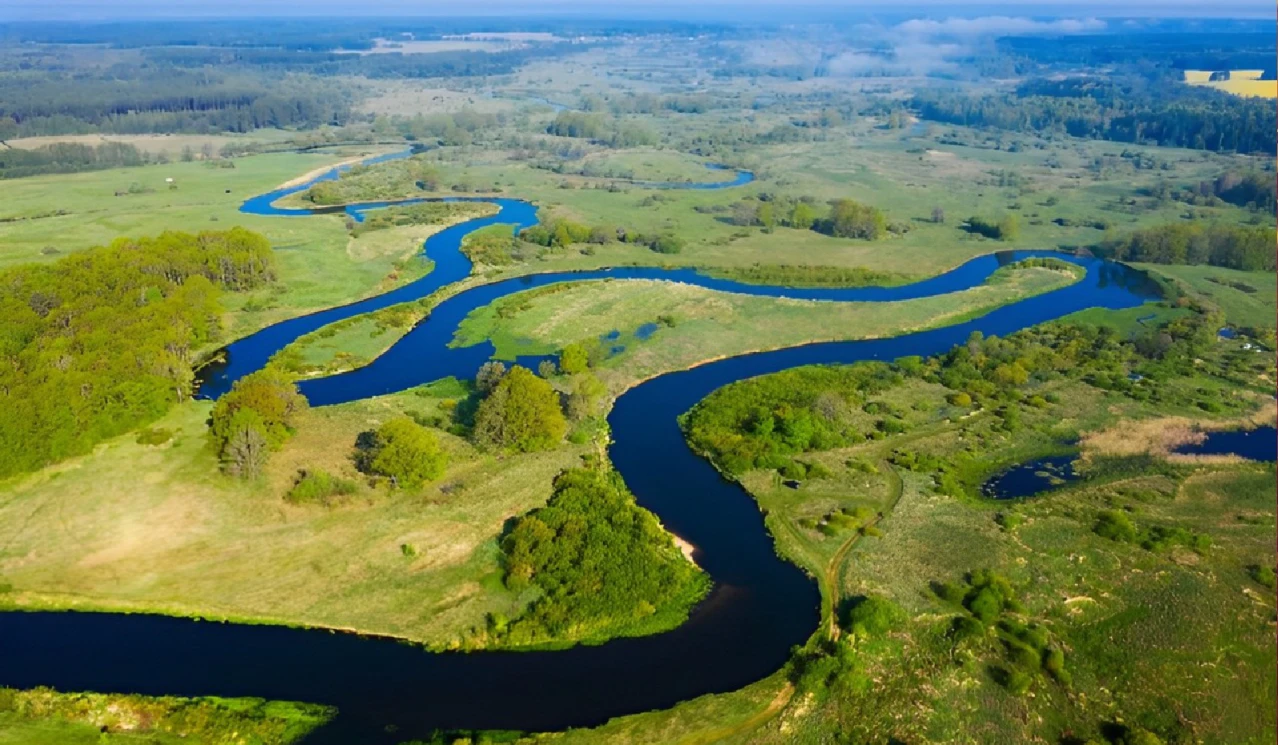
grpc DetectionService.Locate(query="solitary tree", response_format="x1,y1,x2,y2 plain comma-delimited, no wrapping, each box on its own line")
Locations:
759,202,777,232
931,206,946,224
998,214,1021,241
209,368,306,477
472,366,568,452
220,409,269,479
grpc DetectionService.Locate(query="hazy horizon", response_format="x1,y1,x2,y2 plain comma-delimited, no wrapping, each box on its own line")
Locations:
0,0,1273,22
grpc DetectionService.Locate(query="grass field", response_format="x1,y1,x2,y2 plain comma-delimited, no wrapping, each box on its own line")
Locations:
0,689,332,745
2,130,300,156
0,149,510,341
1136,263,1278,329
0,389,588,648
452,264,1081,386
567,149,734,183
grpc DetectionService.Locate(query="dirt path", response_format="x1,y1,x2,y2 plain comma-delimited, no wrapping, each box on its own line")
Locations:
673,682,795,745
824,457,903,641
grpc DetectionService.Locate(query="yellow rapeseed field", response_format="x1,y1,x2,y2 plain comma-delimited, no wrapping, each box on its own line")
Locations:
1183,70,1277,98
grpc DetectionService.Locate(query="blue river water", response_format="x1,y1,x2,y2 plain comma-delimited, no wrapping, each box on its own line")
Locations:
0,150,1163,744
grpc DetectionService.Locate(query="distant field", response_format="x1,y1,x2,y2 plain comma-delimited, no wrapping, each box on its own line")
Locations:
572,149,733,183
357,81,521,116
0,148,482,340
1184,70,1278,98
2,130,298,156
0,151,354,267
338,38,517,54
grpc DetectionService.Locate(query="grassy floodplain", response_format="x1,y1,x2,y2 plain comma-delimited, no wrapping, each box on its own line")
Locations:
0,147,488,339
451,264,1081,385
1136,264,1277,329
0,262,1076,648
0,391,588,648
0,688,332,745
0,19,1275,743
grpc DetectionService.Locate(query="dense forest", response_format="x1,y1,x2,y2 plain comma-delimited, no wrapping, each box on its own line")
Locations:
0,228,275,478
913,75,1277,155
997,28,1277,77
0,70,356,137
1156,171,1278,214
498,467,710,645
1098,223,1277,272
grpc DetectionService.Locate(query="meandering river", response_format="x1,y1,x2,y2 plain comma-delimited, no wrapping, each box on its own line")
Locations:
0,150,1162,743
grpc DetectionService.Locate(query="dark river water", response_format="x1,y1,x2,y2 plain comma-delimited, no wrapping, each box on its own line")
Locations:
1174,426,1277,461
981,454,1081,500
0,150,1162,744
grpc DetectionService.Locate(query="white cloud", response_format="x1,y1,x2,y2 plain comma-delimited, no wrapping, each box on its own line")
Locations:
826,42,967,77
895,16,1107,37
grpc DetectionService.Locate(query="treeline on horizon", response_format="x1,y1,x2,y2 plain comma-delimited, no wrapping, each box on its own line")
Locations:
997,29,1277,78
0,18,718,49
0,141,155,179
0,70,357,138
0,228,275,478
0,40,575,139
1096,222,1277,273
913,73,1277,155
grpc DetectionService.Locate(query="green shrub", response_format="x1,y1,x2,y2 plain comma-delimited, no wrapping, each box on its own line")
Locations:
1042,646,1071,684
287,469,358,504
949,614,984,642
1000,668,1033,695
779,460,808,479
1094,509,1139,543
843,595,905,639
1141,525,1211,553
135,428,172,445
1248,564,1277,589
1005,639,1041,670
356,416,448,489
995,511,1024,532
